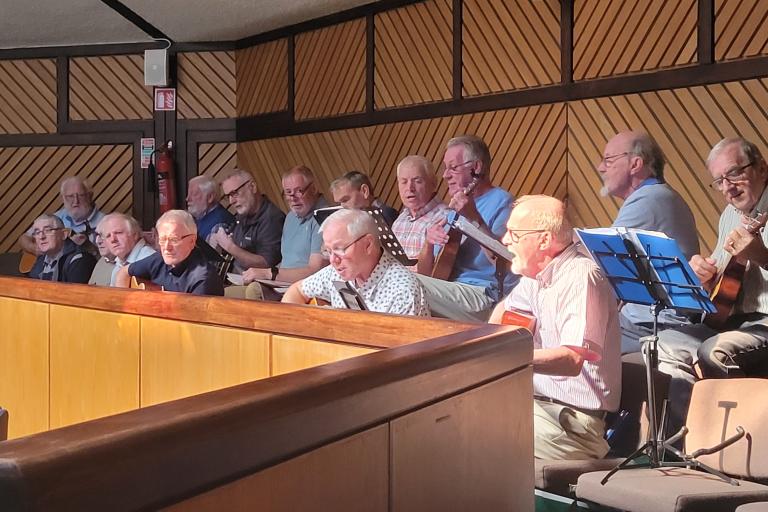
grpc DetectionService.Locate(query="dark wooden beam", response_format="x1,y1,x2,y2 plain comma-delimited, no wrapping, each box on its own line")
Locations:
0,42,235,61
698,0,715,65
56,57,69,133
366,14,375,114
561,0,574,84
99,0,173,41
288,35,296,119
452,0,463,100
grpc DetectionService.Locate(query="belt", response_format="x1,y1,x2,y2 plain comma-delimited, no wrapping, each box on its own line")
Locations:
534,395,607,419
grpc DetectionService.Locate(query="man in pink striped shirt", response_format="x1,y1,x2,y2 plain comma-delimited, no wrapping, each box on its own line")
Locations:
490,195,621,460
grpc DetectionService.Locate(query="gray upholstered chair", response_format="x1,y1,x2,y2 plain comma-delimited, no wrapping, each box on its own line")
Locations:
576,379,768,512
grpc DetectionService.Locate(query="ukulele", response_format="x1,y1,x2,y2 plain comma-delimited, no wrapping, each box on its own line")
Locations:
431,177,480,281
130,275,164,291
705,212,767,328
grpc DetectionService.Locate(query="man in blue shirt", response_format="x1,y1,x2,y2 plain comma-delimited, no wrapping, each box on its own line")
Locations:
115,210,224,295
598,131,699,353
186,175,234,241
416,135,518,322
19,176,104,255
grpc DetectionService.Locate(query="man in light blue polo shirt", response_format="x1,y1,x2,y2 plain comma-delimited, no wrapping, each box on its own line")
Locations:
19,176,105,255
242,165,328,288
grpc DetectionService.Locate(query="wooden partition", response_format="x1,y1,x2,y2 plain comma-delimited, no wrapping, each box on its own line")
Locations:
0,278,533,511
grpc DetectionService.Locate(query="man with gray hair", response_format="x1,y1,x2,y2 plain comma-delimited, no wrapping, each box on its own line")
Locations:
392,155,449,262
19,175,105,254
114,210,224,295
490,195,621,460
656,136,768,435
185,174,234,240
417,134,517,322
330,170,399,225
28,213,96,283
598,130,699,353
98,212,156,285
282,208,428,316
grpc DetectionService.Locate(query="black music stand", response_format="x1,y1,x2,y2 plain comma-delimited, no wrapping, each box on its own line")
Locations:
575,228,737,485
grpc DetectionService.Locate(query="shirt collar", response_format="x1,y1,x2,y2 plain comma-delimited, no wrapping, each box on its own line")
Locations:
61,206,98,227
638,177,662,188
406,196,442,221
536,243,579,287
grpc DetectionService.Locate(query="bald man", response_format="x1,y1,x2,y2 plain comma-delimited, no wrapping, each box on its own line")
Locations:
490,195,621,460
598,131,699,353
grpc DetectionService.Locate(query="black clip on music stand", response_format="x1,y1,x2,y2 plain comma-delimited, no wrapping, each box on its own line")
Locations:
575,229,734,485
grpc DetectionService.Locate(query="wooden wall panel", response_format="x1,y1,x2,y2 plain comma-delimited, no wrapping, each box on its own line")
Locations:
374,0,452,109
0,144,133,253
199,142,238,182
573,0,697,80
0,58,56,134
462,0,560,96
715,0,768,61
178,51,236,119
369,105,568,210
69,55,152,120
236,39,289,117
238,128,369,208
295,19,366,120
567,78,768,255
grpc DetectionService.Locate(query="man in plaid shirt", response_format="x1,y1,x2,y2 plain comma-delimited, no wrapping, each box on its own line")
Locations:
392,155,448,267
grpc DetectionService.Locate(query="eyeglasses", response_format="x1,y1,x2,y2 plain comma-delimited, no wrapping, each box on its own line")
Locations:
442,160,476,175
63,192,89,202
504,229,546,244
321,234,367,259
158,234,195,246
709,162,753,189
31,227,63,238
283,183,313,198
599,152,630,166
224,180,252,201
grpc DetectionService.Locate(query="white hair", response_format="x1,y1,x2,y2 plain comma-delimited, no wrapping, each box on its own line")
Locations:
59,175,93,195
320,208,379,240
99,212,142,238
156,209,197,235
189,175,219,199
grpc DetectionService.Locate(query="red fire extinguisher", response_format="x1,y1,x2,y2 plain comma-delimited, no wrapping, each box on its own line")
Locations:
154,141,176,214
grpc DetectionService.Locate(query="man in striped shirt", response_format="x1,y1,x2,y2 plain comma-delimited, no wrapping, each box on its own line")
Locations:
655,137,768,436
490,195,621,460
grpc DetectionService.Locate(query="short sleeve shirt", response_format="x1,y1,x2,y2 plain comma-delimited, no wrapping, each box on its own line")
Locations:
300,251,429,316
232,196,285,271
280,197,327,269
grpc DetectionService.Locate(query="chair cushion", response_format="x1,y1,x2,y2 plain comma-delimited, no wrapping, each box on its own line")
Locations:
576,468,768,512
534,458,623,496
736,503,768,511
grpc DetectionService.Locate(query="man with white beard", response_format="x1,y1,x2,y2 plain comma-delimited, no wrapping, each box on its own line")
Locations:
597,130,699,353
185,175,234,240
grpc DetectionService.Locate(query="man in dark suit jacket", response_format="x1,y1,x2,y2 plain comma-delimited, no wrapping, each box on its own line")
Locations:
29,214,96,283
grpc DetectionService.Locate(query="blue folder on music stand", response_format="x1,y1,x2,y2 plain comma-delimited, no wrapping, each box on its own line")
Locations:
575,228,715,314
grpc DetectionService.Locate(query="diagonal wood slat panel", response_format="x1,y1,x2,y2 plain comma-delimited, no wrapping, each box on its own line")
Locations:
199,143,238,183
715,0,768,61
236,39,289,117
567,78,768,255
70,55,152,120
0,145,133,252
369,105,568,210
0,58,56,134
295,19,366,120
573,0,697,81
374,0,453,109
238,128,370,209
177,52,236,119
463,0,560,96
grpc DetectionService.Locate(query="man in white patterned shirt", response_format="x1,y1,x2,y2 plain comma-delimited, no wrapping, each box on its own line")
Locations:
489,195,621,460
282,208,429,316
392,155,449,264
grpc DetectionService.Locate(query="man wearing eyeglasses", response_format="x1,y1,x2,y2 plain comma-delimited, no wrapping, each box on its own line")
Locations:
330,171,399,226
28,214,96,283
282,209,428,316
655,137,768,436
210,169,285,274
19,176,105,255
489,196,620,460
114,210,224,295
598,131,699,354
416,135,517,322
241,166,328,290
